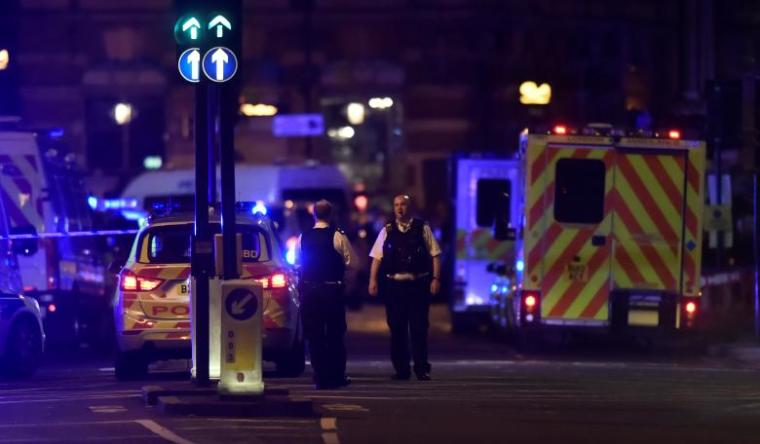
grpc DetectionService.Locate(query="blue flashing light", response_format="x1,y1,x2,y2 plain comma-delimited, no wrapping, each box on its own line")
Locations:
122,210,147,221
252,201,267,216
97,198,138,211
48,128,64,138
516,259,525,272
87,196,98,210
285,248,296,265
501,286,509,294
490,283,499,293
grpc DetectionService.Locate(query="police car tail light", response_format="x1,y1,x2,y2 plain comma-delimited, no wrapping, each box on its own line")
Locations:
254,272,288,289
120,271,164,291
138,277,163,291
121,273,138,291
270,273,287,289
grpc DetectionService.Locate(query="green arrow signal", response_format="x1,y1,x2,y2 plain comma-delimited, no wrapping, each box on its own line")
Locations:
208,15,232,38
182,17,201,40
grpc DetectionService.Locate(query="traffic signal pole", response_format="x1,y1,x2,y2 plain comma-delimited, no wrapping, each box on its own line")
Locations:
193,79,212,386
220,79,238,280
176,0,241,386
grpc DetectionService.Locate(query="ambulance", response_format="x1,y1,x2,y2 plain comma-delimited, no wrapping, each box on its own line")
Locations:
490,125,706,337
449,155,521,332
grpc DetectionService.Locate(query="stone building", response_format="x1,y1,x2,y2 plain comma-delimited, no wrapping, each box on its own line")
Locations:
1,0,758,209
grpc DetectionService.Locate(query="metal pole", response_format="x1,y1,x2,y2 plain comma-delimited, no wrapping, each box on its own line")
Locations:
208,85,219,211
302,0,314,159
121,124,130,172
220,81,238,280
193,80,211,386
753,173,759,339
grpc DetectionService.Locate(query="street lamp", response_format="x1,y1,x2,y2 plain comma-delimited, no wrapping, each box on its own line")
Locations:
0,49,9,71
346,102,366,125
112,102,135,171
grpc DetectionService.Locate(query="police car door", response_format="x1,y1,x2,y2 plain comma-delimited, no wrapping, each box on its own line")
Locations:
534,140,614,324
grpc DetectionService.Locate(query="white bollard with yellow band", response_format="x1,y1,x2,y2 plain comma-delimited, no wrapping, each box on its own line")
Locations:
218,279,265,396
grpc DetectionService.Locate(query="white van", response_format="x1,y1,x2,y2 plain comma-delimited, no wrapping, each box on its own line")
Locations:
121,164,349,214
121,163,351,252
0,130,109,348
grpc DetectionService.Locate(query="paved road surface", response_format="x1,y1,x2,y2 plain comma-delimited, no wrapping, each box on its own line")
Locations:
1,303,759,443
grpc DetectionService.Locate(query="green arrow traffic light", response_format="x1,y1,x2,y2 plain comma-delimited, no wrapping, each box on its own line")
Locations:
174,14,203,45
208,15,232,38
182,17,202,40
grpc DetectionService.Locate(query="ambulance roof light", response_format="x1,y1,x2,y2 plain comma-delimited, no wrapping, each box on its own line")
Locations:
668,129,681,139
553,125,567,135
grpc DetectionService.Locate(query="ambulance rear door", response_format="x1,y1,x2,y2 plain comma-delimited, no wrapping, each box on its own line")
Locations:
528,136,614,325
453,158,519,312
609,138,703,327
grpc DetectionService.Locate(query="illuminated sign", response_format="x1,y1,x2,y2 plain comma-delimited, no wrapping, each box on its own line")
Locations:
202,47,238,83
208,15,232,38
178,48,202,83
519,81,552,105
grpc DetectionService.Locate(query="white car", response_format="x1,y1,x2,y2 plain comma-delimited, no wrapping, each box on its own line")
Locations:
0,295,45,378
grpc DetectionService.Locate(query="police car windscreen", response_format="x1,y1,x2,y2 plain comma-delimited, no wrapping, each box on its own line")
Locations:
143,223,270,264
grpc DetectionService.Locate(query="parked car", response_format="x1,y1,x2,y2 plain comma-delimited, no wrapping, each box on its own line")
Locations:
0,295,45,378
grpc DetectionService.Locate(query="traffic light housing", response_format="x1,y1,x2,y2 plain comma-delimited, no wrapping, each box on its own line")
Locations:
174,0,242,83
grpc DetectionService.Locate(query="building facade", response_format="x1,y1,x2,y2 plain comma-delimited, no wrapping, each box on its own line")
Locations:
4,0,759,209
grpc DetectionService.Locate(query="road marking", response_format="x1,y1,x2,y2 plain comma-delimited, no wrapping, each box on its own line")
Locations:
309,395,394,401
0,435,161,442
321,417,340,444
204,418,315,424
89,405,127,413
322,433,340,444
320,417,337,430
135,419,195,444
321,403,370,413
0,393,141,406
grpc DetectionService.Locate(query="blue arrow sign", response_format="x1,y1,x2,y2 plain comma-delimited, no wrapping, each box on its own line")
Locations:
177,48,201,83
225,288,258,321
202,47,238,83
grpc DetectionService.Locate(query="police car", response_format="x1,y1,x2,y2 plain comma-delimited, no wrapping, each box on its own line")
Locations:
112,211,304,380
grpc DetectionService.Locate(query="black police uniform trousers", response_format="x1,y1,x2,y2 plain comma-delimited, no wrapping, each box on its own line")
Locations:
300,282,347,385
383,277,431,377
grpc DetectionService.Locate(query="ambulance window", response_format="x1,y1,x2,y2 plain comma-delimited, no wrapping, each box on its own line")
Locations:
476,179,511,228
554,158,605,224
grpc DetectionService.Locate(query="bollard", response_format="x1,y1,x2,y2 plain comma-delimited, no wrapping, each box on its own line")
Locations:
218,279,265,397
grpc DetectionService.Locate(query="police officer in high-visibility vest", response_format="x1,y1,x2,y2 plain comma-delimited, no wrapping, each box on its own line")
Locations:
368,195,442,381
298,200,356,389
